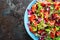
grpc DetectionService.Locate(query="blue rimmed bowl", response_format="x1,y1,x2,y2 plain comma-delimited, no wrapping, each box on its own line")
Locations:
24,0,39,40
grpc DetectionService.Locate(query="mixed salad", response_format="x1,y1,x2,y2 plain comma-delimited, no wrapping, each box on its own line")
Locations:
28,1,60,40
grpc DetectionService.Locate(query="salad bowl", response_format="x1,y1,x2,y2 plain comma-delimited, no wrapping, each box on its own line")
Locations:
24,0,60,40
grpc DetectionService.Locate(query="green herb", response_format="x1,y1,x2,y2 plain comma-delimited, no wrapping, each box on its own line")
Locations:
31,22,34,27
32,27,37,32
53,36,60,40
45,36,52,40
55,26,60,31
49,5,54,17
45,29,51,33
37,2,42,11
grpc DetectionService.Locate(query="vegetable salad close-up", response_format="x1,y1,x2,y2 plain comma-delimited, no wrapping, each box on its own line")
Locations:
28,1,60,40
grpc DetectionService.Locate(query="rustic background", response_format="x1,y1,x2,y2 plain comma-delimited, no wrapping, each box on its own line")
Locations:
0,0,33,40
0,0,60,40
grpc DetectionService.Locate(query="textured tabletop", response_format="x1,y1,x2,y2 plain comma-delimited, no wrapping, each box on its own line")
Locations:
0,0,33,40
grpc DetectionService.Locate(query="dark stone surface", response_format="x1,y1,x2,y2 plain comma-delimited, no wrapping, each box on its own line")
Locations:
0,0,33,40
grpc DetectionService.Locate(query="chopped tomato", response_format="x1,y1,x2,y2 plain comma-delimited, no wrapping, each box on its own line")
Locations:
51,27,56,33
41,2,46,7
47,2,51,6
55,6,59,10
38,30,44,35
33,20,38,27
55,22,60,26
52,13,60,19
29,15,36,22
50,32,55,39
51,28,56,38
59,8,60,10
29,26,35,33
53,27,56,32
44,11,49,18
40,8,45,13
54,2,59,10
29,26,33,32
32,4,37,12
49,20,55,26
58,2,60,6
56,31,60,36
44,18,49,23
34,22,38,27
53,13,59,17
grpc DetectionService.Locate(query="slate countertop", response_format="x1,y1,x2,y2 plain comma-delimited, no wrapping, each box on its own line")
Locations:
0,0,33,40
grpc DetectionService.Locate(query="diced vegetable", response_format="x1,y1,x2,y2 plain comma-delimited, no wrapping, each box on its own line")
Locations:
32,4,37,12
41,2,46,7
28,2,60,40
44,11,49,18
49,20,55,26
56,31,60,36
38,30,44,34
45,36,52,40
50,32,55,39
54,36,60,40
29,14,36,22
45,29,50,33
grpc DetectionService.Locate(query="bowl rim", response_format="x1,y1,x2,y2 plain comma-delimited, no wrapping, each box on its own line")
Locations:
24,0,39,40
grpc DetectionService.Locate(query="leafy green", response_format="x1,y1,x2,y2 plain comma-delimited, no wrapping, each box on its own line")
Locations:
36,10,40,16
37,2,42,11
32,27,37,32
53,36,60,40
35,2,42,16
37,4,45,30
50,6,54,10
45,36,52,40
55,26,60,31
37,20,46,30
38,23,43,30
58,10,60,13
49,5,54,17
45,29,51,33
